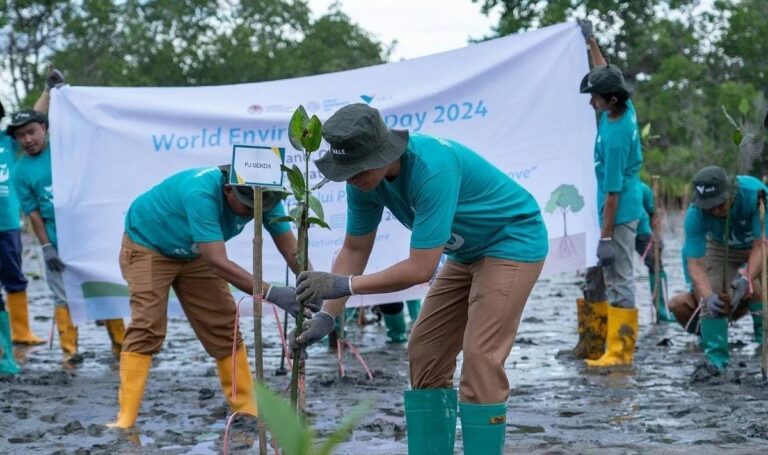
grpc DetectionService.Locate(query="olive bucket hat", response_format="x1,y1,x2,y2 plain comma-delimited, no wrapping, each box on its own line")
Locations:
580,64,633,96
218,164,284,211
315,103,409,182
691,165,732,210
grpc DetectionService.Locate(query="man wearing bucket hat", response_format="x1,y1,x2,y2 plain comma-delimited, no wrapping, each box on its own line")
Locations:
108,164,314,429
290,103,548,454
677,165,766,379
578,19,644,368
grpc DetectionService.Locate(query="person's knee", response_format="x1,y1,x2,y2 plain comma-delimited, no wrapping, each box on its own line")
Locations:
122,331,165,356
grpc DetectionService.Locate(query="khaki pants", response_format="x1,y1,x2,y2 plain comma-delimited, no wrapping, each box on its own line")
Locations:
671,242,759,329
408,257,544,404
119,235,242,359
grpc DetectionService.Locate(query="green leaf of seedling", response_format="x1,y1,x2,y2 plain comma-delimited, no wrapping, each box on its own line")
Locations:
722,105,739,129
290,204,305,223
308,216,331,230
733,128,743,146
307,194,325,220
254,383,313,455
316,401,371,455
289,106,310,152
641,123,651,140
738,98,749,116
285,165,306,201
270,215,295,225
302,115,323,153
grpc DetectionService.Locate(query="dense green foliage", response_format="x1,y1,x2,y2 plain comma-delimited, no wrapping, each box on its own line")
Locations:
474,0,767,194
0,0,389,106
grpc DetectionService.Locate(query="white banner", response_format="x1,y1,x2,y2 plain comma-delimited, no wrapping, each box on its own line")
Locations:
50,22,597,323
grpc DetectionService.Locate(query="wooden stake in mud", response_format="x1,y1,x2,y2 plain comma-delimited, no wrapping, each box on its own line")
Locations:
760,189,768,381
252,187,267,455
652,175,661,324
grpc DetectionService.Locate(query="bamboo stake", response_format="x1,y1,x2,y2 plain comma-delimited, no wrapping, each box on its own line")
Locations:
275,264,289,376
652,175,661,324
760,189,767,381
252,187,267,455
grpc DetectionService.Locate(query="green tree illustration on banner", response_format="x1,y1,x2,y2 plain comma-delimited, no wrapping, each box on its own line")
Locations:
545,184,585,258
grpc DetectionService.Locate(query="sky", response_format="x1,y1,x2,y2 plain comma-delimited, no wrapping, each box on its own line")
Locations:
307,0,502,61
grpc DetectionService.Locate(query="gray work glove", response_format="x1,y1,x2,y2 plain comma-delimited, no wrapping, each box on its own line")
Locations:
577,19,594,43
47,69,65,90
730,275,750,306
596,238,615,266
265,285,322,318
296,271,352,304
42,243,65,272
704,294,727,317
287,311,336,358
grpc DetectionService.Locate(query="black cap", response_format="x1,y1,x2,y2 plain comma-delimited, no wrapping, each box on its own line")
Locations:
691,166,732,210
580,64,633,95
6,109,47,137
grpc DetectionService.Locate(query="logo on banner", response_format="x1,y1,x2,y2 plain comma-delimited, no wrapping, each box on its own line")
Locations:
360,94,374,104
247,105,263,114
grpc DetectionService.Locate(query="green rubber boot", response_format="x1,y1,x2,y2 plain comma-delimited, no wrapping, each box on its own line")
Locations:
649,270,676,323
700,317,729,371
384,310,408,343
459,402,506,455
0,311,22,375
404,388,457,455
406,299,422,323
749,301,763,344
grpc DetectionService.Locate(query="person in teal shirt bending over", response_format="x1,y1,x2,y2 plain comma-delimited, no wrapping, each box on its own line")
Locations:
109,165,312,429
679,166,766,380
579,20,644,368
289,104,548,455
635,181,675,322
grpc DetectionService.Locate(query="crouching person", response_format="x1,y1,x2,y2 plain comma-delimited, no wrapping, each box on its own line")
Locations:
108,165,310,428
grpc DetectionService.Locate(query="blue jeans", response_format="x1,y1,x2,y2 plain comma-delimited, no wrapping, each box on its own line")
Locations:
0,229,28,311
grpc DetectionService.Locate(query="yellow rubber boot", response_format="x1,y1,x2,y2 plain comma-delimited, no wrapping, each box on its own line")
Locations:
585,305,638,368
104,319,126,358
54,306,79,362
108,352,152,428
216,346,258,416
571,299,608,359
7,291,44,345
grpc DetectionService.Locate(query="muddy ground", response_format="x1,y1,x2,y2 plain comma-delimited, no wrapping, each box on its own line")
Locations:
2,212,768,454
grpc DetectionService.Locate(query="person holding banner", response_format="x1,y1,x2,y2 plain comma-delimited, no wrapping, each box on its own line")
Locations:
108,165,311,429
290,103,548,454
677,166,766,379
635,181,675,322
578,19,644,368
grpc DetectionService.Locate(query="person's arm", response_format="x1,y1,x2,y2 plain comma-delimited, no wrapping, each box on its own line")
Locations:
688,257,714,300
587,36,607,68
28,210,50,245
197,240,269,296
33,90,50,116
33,68,65,115
601,193,618,238
321,231,377,317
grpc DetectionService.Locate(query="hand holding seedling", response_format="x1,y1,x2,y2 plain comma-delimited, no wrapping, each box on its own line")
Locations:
266,285,322,318
296,271,353,303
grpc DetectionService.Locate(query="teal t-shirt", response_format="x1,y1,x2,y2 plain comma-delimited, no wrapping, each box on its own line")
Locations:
13,144,57,247
683,175,767,259
125,167,291,259
345,133,549,264
0,134,20,232
594,99,644,226
637,182,655,236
